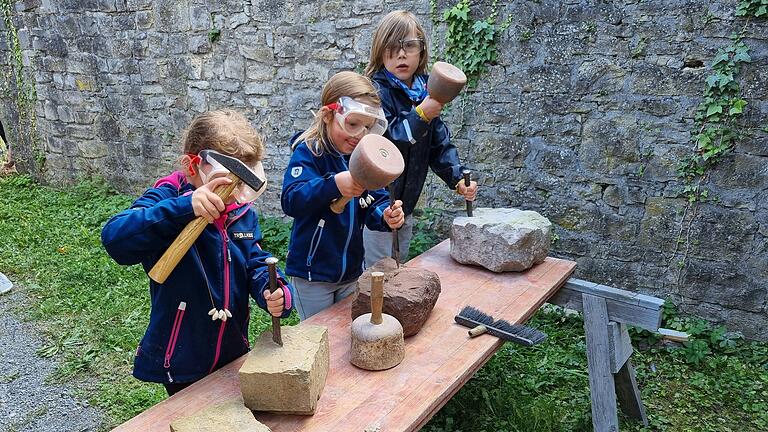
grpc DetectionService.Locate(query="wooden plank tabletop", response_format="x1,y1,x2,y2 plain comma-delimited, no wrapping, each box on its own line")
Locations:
113,239,576,432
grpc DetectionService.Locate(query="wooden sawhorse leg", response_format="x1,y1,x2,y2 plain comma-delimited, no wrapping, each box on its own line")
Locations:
583,294,649,432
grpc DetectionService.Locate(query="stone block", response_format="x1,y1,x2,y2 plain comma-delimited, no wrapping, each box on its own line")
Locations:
169,397,271,432
239,325,329,415
353,258,441,337
451,208,552,272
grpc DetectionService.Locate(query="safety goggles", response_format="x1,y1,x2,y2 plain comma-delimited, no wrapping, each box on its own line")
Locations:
393,38,425,55
325,96,388,137
194,149,267,203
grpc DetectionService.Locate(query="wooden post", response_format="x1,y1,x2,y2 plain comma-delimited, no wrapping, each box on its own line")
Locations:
582,293,619,432
615,360,649,426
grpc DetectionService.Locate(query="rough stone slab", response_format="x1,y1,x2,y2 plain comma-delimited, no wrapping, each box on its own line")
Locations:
353,258,441,337
169,397,271,432
450,208,552,272
239,325,329,415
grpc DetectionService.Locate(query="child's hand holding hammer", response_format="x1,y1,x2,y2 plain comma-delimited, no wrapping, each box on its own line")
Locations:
384,200,404,229
457,180,478,201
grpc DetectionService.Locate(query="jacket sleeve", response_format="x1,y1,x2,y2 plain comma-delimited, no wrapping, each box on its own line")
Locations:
380,88,431,151
101,185,196,265
247,240,294,320
428,118,465,189
363,187,391,232
281,144,342,217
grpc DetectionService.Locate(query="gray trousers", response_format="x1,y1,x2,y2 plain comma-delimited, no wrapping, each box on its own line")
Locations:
363,215,415,268
291,277,358,320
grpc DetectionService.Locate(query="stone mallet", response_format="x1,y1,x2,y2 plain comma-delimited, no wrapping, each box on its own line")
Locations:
350,272,405,370
148,151,265,284
330,134,404,214
265,257,283,346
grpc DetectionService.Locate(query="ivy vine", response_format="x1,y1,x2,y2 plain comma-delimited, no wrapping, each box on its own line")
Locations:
670,0,765,273
439,0,511,87
1,0,41,173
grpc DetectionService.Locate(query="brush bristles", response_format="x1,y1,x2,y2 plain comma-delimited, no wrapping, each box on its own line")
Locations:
455,305,547,347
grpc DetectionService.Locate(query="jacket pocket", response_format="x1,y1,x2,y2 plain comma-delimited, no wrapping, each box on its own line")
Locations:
305,219,325,281
163,301,187,382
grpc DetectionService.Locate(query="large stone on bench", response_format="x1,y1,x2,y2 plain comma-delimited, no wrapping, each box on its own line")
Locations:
239,325,329,415
169,397,272,432
451,208,552,272
353,258,441,337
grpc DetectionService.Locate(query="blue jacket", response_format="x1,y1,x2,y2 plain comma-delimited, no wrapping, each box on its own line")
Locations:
372,69,467,216
281,137,392,283
101,171,293,384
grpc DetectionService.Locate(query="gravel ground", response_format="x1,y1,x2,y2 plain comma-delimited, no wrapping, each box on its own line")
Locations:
0,286,107,432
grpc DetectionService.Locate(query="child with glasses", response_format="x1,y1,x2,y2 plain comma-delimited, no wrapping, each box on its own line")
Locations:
363,10,478,266
282,71,405,320
101,110,293,396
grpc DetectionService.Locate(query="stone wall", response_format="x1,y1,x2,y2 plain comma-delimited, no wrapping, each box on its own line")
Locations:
1,0,766,339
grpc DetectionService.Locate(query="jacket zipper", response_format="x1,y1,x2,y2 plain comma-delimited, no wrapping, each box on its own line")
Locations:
163,301,187,382
337,157,354,283
208,206,250,373
305,219,325,281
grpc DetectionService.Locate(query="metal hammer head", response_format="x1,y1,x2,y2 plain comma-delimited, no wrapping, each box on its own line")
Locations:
200,149,266,192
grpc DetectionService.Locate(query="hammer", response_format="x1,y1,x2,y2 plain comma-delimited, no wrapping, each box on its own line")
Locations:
148,150,266,284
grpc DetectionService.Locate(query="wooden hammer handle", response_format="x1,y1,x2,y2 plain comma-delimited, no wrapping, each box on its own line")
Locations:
370,272,384,325
330,196,352,214
148,172,241,284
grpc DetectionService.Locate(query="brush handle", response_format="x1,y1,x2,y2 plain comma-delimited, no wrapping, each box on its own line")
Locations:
149,172,241,284
370,272,384,325
266,257,283,346
468,325,487,337
462,169,473,217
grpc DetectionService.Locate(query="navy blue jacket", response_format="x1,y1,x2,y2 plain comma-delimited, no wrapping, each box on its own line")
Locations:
101,172,293,384
372,69,467,216
281,137,392,283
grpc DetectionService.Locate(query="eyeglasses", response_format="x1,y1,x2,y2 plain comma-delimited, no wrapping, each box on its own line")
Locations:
394,38,425,55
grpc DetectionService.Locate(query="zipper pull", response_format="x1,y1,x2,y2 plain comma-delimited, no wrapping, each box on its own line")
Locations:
166,371,174,383
227,245,231,262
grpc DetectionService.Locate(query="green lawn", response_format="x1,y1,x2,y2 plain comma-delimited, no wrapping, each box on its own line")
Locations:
0,174,766,431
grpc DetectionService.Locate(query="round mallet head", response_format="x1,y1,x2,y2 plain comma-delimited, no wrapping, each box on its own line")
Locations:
427,61,467,104
348,134,404,190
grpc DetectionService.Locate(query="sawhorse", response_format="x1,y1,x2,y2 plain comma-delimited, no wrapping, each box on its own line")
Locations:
549,278,666,431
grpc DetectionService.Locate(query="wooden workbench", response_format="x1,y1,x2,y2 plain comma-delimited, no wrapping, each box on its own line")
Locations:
113,240,576,432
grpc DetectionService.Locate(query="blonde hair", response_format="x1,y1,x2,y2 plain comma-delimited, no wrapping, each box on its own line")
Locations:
182,110,264,165
365,10,429,77
293,71,381,155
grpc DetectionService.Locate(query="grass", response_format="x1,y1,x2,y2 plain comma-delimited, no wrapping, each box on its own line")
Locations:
0,174,766,431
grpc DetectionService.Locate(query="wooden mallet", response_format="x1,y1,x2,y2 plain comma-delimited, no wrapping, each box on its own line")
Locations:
330,134,404,214
148,151,266,284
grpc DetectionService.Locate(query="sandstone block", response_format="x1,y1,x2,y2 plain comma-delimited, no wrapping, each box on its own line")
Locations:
353,258,441,337
239,325,329,415
169,397,271,432
451,208,552,272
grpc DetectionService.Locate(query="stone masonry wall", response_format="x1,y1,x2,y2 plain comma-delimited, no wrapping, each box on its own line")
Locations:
1,0,766,338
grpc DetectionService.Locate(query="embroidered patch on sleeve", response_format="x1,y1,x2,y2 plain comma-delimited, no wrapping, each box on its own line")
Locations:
291,166,303,178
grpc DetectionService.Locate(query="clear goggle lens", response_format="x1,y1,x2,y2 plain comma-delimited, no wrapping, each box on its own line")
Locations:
332,96,388,137
197,150,267,203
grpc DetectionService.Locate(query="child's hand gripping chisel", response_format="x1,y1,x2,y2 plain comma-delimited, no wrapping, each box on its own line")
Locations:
265,257,283,346
388,184,400,266
462,169,473,217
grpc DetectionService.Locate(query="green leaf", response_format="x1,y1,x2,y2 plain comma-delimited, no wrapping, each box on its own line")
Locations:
733,51,752,63
706,75,719,88
729,99,747,115
757,5,767,16
706,104,723,117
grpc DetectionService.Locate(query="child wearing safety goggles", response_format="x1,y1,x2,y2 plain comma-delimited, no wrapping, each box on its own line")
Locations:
281,71,405,320
363,10,478,266
101,110,294,396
